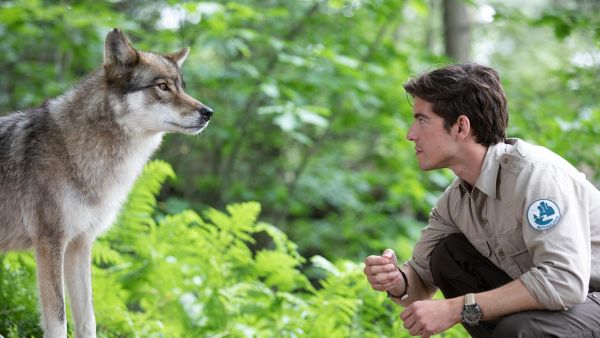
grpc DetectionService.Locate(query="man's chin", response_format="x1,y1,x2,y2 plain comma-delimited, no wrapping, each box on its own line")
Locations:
418,162,438,172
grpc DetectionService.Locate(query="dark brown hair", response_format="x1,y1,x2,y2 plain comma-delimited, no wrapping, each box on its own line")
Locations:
403,63,508,146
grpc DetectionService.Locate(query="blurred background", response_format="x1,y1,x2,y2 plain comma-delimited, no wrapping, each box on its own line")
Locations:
0,0,599,337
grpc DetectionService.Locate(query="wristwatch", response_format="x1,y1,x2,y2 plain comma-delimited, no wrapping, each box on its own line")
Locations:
461,293,483,326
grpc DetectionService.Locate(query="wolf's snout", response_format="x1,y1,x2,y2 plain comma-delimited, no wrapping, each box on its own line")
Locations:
198,105,214,119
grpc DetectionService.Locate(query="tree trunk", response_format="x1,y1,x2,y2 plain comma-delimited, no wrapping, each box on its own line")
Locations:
425,0,437,52
443,0,471,62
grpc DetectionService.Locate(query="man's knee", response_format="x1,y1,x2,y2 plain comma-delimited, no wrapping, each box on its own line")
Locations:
430,233,467,283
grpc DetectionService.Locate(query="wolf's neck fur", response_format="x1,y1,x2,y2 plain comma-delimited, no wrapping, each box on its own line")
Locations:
47,70,163,205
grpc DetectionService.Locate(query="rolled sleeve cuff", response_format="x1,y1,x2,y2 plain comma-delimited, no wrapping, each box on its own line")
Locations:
520,269,567,310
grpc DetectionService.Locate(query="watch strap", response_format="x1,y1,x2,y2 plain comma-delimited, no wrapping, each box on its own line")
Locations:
464,293,476,306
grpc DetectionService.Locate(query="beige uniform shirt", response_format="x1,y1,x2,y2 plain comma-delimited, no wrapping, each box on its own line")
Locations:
409,138,600,310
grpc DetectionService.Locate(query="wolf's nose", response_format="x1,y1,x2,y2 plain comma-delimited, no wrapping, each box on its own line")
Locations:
199,106,213,118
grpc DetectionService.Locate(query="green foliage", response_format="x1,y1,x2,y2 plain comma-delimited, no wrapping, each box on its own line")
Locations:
0,253,42,338
4,160,459,337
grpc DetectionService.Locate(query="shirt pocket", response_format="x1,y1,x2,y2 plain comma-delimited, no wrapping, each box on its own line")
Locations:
497,227,534,278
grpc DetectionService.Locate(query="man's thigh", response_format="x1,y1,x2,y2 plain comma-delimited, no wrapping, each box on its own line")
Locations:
491,292,600,338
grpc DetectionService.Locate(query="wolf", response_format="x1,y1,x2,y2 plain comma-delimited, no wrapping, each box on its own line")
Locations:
0,29,213,337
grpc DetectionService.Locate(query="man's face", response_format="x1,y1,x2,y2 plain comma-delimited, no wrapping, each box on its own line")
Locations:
406,97,458,171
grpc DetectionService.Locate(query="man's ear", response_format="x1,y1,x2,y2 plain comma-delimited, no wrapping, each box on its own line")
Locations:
456,115,471,138
166,47,190,68
104,28,138,68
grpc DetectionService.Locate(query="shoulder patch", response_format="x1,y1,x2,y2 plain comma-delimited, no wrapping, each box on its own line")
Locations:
527,199,561,231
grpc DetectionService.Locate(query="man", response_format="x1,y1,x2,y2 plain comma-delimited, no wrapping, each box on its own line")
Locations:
363,63,600,337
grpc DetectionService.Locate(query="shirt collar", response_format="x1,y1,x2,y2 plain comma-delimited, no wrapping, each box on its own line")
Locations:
461,141,512,199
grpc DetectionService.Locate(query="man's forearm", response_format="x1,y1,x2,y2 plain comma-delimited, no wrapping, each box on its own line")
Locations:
389,265,544,318
434,280,544,326
475,279,544,320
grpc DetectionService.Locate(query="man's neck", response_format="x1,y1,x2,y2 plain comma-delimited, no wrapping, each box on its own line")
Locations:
450,143,488,187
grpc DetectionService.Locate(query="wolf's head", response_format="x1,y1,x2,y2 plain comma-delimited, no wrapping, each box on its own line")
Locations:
103,29,213,135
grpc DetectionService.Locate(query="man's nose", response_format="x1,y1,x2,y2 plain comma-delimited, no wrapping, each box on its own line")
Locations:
406,125,416,141
198,105,214,118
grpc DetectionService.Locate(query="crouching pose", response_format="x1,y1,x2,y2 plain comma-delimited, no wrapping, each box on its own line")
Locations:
364,63,600,337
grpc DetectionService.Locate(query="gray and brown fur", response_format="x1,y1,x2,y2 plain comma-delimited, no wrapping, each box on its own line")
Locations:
0,29,213,337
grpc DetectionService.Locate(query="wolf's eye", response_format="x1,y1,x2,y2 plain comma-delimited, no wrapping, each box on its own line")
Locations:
157,83,169,91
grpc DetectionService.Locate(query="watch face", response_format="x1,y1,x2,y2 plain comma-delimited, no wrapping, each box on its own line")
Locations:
462,305,482,325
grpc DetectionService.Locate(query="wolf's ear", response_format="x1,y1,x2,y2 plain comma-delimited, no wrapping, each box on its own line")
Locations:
166,47,190,68
104,28,138,67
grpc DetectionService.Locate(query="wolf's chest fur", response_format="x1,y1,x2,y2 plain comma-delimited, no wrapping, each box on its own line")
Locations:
57,131,164,240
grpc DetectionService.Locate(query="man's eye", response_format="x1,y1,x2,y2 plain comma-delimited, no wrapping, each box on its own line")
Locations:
157,83,169,91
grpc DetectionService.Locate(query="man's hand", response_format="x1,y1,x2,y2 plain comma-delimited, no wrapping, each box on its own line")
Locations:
363,249,403,292
400,298,462,337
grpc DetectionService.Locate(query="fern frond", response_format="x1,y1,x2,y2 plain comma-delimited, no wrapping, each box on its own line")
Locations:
92,240,124,266
255,221,305,264
116,159,176,230
255,250,307,292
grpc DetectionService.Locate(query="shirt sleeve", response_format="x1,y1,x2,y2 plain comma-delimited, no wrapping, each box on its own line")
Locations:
517,163,591,310
409,182,462,289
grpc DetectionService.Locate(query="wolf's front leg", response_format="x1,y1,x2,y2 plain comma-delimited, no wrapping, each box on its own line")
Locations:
65,235,97,338
35,237,67,338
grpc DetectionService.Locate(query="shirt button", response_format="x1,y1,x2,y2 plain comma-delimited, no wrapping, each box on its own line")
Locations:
498,249,505,257
502,158,509,164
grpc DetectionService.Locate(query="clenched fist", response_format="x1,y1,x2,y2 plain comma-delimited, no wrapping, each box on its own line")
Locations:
363,249,404,293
